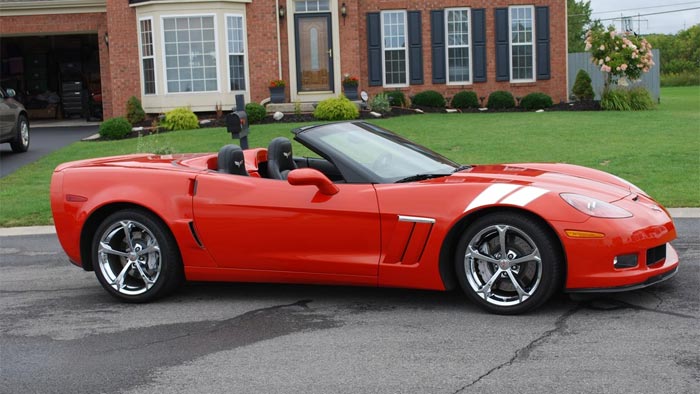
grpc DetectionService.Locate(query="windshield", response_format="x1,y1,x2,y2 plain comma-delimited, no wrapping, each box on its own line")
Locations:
297,122,460,183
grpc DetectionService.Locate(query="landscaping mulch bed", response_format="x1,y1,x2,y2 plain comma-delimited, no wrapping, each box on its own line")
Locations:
94,100,601,141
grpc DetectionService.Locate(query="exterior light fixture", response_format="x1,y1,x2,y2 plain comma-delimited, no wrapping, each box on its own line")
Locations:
341,3,347,18
279,5,285,19
103,32,109,47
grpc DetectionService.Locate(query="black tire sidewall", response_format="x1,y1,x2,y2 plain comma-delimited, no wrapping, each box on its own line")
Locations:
92,209,182,303
10,115,29,153
455,212,562,315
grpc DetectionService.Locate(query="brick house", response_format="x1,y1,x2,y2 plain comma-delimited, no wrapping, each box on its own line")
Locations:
0,0,567,120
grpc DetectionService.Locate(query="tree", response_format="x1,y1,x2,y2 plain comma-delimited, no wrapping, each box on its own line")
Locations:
568,0,592,53
646,24,700,74
585,25,655,89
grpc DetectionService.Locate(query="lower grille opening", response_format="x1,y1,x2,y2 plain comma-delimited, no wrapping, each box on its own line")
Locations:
646,244,666,266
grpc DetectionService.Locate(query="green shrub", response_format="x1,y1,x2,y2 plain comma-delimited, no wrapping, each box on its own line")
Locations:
628,87,654,110
245,103,267,123
486,90,515,109
161,107,199,131
369,93,391,113
450,91,479,109
99,117,132,140
136,133,176,155
126,96,146,125
601,87,654,111
385,90,407,107
313,95,359,120
412,90,446,108
520,92,553,110
660,71,700,87
601,89,632,111
572,69,594,100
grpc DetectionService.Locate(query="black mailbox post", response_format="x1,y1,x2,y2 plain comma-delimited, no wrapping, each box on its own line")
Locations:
226,94,249,149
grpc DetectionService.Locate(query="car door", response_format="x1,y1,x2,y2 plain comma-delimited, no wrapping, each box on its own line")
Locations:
192,172,381,281
0,89,13,138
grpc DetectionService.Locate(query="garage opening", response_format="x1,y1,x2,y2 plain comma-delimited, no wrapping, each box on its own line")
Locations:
0,34,102,121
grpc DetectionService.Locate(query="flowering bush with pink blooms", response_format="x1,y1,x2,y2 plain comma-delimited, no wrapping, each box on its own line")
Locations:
585,25,654,87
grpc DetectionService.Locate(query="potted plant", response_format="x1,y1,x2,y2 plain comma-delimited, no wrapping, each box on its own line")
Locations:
342,74,359,100
269,79,285,103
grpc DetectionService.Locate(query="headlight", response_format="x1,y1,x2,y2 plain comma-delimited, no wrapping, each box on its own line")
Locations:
561,193,632,218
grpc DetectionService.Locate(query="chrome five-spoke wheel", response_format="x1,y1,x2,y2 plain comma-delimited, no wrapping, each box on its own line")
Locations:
93,209,183,302
98,219,161,296
456,212,562,314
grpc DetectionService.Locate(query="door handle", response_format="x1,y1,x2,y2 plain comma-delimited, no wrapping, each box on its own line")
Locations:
328,48,333,58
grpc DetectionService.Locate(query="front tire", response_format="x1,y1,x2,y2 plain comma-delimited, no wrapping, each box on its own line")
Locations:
92,209,183,302
10,115,29,153
455,212,563,314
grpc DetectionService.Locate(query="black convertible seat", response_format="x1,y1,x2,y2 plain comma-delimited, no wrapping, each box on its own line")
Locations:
217,144,248,176
267,137,297,180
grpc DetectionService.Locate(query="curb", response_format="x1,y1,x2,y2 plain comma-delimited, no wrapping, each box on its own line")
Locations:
1,208,698,237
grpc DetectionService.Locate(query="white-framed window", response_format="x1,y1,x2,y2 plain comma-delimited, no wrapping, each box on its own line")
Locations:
294,0,330,12
509,5,535,82
225,14,246,92
139,17,156,95
162,14,219,93
445,8,471,84
381,10,408,87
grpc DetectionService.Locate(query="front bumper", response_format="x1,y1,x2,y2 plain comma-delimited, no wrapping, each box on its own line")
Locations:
566,246,679,293
554,196,680,291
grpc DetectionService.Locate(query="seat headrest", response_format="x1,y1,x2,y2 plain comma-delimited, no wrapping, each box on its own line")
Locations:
267,137,296,180
217,144,248,176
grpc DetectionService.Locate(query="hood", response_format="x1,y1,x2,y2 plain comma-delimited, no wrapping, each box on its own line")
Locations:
446,163,636,203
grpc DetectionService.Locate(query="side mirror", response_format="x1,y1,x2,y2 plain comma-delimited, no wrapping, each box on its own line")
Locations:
287,168,339,196
6,88,16,98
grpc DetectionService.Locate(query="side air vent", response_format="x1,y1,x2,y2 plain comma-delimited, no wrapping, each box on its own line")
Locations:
383,216,435,265
646,244,666,266
188,221,204,248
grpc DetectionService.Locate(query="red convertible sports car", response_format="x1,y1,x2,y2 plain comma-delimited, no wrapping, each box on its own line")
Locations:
51,121,679,314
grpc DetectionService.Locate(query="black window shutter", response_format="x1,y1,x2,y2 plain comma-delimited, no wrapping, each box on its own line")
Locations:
430,10,445,84
472,9,486,82
408,11,423,85
494,8,509,81
367,12,382,86
535,6,551,80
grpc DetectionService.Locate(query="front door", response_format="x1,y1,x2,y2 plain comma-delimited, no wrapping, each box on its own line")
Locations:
295,14,334,93
192,173,380,279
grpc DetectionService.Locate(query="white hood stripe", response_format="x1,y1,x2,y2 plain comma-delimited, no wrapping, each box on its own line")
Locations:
465,184,549,211
501,186,548,207
465,184,520,211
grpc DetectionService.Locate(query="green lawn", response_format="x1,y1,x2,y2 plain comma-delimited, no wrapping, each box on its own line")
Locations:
1,86,698,227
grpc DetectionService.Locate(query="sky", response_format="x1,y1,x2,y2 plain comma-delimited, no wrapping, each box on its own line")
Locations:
586,0,700,34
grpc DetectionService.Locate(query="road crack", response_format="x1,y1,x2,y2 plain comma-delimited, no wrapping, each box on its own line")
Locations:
453,305,581,394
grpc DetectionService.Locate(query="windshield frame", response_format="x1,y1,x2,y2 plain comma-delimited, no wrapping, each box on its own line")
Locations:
293,121,460,184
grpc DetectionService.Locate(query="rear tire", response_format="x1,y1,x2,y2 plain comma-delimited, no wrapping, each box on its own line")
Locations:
92,209,183,302
455,212,563,314
10,115,29,153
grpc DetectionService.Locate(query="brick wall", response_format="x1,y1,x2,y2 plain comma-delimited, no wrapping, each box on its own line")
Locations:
1,0,567,115
105,0,139,119
354,0,568,103
245,1,287,103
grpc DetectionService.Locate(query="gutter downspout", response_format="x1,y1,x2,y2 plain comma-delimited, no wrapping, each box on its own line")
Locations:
275,0,283,80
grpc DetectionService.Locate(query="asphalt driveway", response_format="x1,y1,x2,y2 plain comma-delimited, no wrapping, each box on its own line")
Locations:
0,123,98,178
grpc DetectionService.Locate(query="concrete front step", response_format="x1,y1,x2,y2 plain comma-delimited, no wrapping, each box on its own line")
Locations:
266,100,363,114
